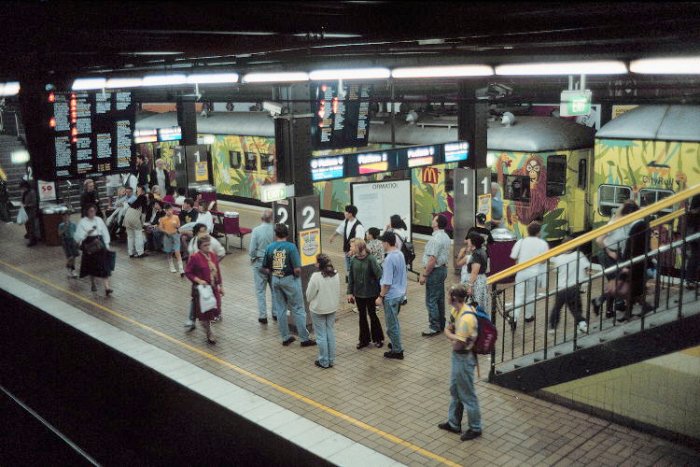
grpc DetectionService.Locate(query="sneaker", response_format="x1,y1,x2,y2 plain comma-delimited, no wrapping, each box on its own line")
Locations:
169,266,177,273
183,320,194,327
421,328,441,337
524,316,535,323
314,360,330,369
401,297,408,306
136,253,149,259
548,328,556,335
300,339,317,347
70,270,78,278
282,336,296,346
383,351,404,360
577,321,588,334
258,318,268,325
438,422,461,434
460,429,482,441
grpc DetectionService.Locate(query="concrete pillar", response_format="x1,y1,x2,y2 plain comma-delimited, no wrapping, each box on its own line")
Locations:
176,97,198,146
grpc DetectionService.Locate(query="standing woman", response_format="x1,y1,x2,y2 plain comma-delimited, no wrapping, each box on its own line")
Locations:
306,254,340,369
123,184,149,258
74,203,112,295
185,235,223,344
460,233,489,312
347,239,384,349
80,179,103,218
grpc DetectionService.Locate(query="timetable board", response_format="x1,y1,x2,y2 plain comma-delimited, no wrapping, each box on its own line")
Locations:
48,90,135,179
311,82,372,150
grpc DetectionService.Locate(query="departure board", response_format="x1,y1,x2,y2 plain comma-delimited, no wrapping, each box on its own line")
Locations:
48,90,135,179
311,82,372,150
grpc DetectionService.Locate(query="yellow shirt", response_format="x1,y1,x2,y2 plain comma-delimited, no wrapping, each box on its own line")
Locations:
159,215,180,235
450,303,478,349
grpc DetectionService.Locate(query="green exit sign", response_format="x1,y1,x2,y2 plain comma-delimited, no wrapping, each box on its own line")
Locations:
560,90,592,117
260,183,289,203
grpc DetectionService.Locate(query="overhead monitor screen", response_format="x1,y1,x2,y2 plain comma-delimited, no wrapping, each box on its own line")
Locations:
443,141,469,163
310,155,345,181
351,150,394,175
311,82,372,150
134,128,158,144
158,126,182,142
48,90,135,179
405,145,437,168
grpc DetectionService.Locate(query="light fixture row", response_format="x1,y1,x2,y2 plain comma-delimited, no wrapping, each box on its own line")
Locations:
59,55,700,91
0,81,20,96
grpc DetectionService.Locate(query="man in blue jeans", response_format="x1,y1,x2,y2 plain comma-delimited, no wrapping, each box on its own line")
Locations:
262,224,316,347
376,231,407,359
419,214,452,336
438,284,482,441
249,208,275,324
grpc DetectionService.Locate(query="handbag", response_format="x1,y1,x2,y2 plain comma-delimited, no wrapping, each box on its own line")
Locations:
123,206,143,229
197,284,218,313
106,250,116,272
82,236,106,255
16,206,28,225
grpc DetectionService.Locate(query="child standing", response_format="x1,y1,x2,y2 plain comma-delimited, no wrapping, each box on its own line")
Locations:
58,211,80,278
159,203,184,275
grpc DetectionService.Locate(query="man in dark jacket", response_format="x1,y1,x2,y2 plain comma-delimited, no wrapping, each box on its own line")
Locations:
619,210,653,321
136,155,150,189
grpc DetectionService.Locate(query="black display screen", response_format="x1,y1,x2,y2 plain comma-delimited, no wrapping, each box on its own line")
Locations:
48,90,135,179
310,82,372,150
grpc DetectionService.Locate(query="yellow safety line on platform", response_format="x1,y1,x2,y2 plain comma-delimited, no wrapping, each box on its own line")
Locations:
0,258,459,467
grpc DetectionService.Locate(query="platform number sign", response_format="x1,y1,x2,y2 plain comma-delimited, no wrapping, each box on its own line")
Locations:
295,195,322,268
273,198,295,243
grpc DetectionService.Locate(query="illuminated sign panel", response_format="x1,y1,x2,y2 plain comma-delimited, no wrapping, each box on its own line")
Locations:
311,82,372,150
443,141,469,163
310,156,345,181
134,129,158,144
406,145,437,168
158,126,182,142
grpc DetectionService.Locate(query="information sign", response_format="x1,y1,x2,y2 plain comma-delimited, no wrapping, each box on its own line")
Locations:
37,180,57,202
134,129,158,144
311,83,372,150
560,90,592,117
158,126,182,142
310,155,345,181
260,183,288,203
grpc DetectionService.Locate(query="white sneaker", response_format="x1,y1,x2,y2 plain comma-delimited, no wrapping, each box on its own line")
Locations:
170,265,177,273
548,328,556,335
577,321,588,334
183,320,194,327
70,269,79,278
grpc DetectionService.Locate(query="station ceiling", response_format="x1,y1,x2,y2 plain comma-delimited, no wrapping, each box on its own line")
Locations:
2,1,700,102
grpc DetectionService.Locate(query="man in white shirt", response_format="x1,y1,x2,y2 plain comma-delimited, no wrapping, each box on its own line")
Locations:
549,238,590,334
510,222,549,328
329,204,365,281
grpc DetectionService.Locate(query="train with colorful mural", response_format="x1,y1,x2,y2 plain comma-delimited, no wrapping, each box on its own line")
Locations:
134,105,700,241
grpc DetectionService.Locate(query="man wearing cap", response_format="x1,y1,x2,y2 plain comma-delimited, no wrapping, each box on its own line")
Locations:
376,231,407,359
419,214,452,336
329,204,365,281
249,208,275,324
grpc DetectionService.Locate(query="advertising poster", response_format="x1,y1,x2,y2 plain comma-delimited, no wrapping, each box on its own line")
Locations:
195,161,209,182
298,228,321,267
478,194,492,222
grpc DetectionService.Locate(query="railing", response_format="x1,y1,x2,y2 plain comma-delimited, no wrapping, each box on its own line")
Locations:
487,184,700,381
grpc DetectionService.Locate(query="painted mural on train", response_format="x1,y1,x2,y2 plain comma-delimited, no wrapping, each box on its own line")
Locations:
210,135,277,199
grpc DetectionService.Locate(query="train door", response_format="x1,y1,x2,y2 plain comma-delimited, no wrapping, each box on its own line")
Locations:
568,149,592,233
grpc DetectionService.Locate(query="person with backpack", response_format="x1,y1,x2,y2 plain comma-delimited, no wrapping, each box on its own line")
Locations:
329,204,365,282
438,284,483,441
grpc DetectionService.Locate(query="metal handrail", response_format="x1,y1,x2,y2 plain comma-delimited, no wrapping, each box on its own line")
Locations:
487,183,700,285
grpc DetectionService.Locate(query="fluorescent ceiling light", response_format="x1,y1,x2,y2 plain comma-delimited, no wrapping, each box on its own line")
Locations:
105,77,143,88
630,56,700,74
119,51,183,56
495,61,627,75
72,77,107,90
392,65,493,78
0,81,20,96
309,68,391,80
141,74,187,86
186,73,239,84
242,72,309,83
293,33,362,39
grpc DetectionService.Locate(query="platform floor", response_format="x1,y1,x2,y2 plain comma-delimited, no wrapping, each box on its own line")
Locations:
1,203,698,467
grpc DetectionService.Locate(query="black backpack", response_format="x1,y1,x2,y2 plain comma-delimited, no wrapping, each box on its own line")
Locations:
401,240,416,266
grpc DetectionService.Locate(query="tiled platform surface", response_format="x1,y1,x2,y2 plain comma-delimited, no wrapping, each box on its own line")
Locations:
1,202,698,467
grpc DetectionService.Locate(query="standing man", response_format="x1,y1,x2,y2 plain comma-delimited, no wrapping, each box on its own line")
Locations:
490,182,503,229
249,208,275,324
329,204,365,281
419,214,452,336
136,155,150,190
376,231,407,360
438,284,482,441
262,224,316,348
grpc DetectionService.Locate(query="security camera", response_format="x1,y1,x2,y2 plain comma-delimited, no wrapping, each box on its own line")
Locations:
263,101,284,117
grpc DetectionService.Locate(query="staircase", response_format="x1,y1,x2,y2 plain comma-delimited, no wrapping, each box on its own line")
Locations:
0,134,29,219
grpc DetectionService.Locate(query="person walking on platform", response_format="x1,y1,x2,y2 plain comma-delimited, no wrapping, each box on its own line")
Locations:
185,235,223,344
74,203,113,296
376,231,407,359
438,284,482,441
306,254,340,369
123,184,149,259
548,238,590,334
510,221,549,329
249,209,275,324
262,224,316,348
19,180,39,246
58,210,80,278
419,214,452,336
348,239,384,349
80,178,103,219
329,204,365,282
159,204,184,275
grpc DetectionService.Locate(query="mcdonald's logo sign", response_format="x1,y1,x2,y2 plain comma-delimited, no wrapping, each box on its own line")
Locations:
422,167,439,184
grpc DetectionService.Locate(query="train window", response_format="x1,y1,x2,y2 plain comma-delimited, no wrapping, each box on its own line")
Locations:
546,155,567,197
245,152,258,171
639,188,674,214
577,159,587,189
504,175,531,202
229,151,242,169
598,184,632,216
261,153,275,176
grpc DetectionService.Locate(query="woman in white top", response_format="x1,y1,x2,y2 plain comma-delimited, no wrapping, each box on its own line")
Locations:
188,223,226,259
306,254,340,369
510,221,549,328
74,203,113,296
196,202,214,233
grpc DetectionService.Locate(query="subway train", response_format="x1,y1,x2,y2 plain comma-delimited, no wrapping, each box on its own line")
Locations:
135,105,700,241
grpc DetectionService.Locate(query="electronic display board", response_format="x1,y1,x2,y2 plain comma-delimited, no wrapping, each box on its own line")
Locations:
134,129,158,144
48,90,135,179
311,82,372,150
158,126,182,142
443,141,469,163
310,155,345,181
